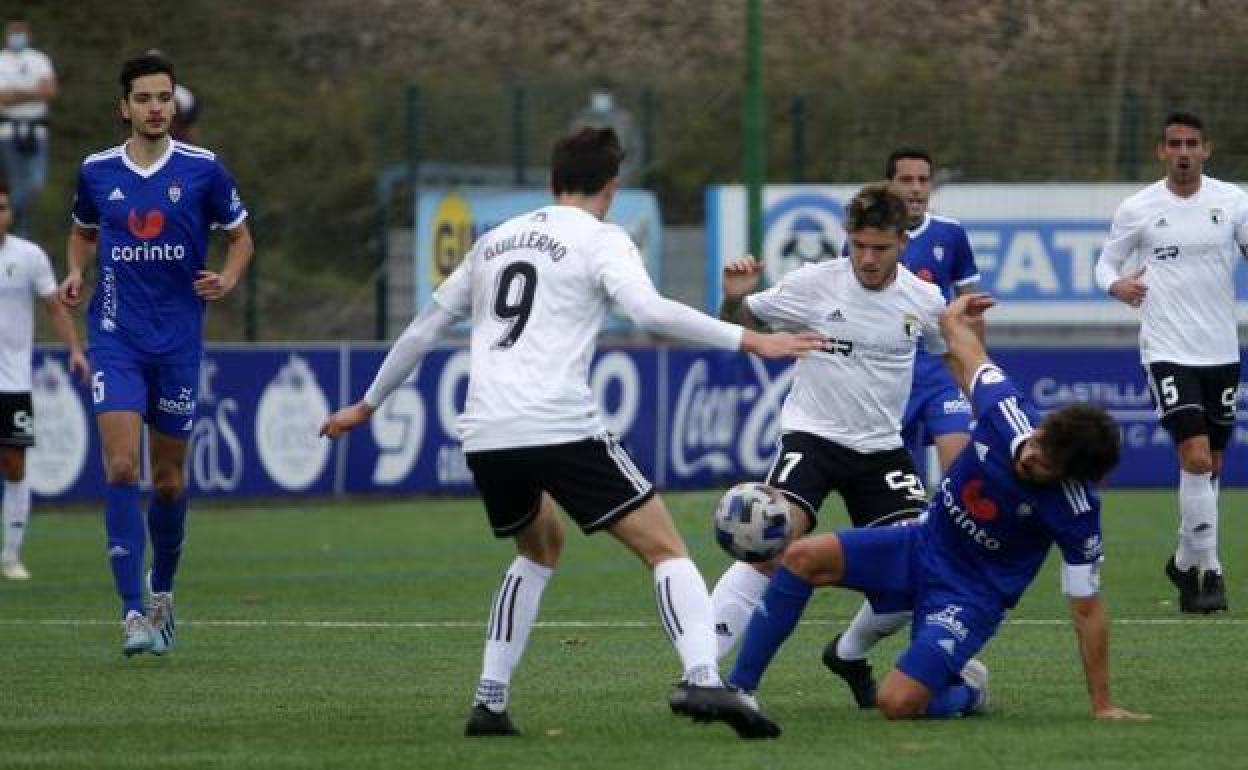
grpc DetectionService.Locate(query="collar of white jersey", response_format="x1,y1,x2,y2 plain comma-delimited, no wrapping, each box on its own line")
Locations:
907,212,931,238
120,138,175,179
1161,174,1208,205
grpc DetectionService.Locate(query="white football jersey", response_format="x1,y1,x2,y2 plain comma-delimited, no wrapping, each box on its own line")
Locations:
434,205,655,452
0,235,57,392
747,259,947,452
1097,176,1248,365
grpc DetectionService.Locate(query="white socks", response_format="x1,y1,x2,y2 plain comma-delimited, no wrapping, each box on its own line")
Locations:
476,556,553,712
654,557,722,686
2,479,31,564
710,560,771,660
1176,469,1220,573
837,600,908,660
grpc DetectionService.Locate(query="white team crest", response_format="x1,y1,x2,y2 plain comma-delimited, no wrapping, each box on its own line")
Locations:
1016,502,1033,518
933,243,945,261
903,314,921,339
1211,208,1225,225
168,181,182,204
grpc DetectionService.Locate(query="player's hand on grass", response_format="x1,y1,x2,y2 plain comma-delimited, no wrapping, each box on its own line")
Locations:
722,255,764,301
59,271,84,308
320,401,374,440
740,329,826,359
1094,705,1152,721
194,270,238,301
1109,267,1148,308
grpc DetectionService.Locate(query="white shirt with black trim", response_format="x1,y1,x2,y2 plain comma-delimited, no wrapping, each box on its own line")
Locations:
746,259,947,452
0,234,56,391
1095,176,1248,366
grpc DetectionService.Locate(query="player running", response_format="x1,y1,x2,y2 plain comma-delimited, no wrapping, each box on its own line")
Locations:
321,127,823,738
60,52,253,655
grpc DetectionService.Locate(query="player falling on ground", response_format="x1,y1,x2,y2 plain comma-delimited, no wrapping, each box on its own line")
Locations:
705,292,1149,737
60,52,253,655
1095,111,1247,614
709,183,946,711
0,180,89,580
321,127,823,739
818,149,984,707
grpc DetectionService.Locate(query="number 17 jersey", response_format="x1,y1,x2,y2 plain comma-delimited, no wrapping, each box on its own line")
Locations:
433,205,654,452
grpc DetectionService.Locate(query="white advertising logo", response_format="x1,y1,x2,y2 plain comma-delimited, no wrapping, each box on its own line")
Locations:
27,358,89,496
590,352,640,436
670,356,793,478
189,359,243,492
763,207,846,287
370,382,425,485
435,350,473,485
255,355,332,491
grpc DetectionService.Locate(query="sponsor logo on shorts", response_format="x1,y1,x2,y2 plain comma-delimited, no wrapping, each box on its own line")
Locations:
925,605,969,642
943,397,971,415
157,386,196,417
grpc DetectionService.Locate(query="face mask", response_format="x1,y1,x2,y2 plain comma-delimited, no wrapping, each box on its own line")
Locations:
6,32,28,51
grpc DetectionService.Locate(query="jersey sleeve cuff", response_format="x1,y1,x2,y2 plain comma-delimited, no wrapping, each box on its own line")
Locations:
213,209,249,230
71,214,99,229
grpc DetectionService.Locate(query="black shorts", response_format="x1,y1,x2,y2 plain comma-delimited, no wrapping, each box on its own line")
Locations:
763,431,928,530
0,392,34,448
1146,361,1240,450
465,434,655,538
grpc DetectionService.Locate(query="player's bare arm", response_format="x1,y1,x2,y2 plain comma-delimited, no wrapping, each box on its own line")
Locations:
1068,594,1151,721
60,224,98,308
938,291,996,395
719,255,764,328
41,295,89,383
320,401,374,440
194,222,254,301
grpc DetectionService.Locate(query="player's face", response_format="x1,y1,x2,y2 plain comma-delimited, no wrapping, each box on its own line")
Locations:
1157,124,1209,187
1014,433,1060,485
890,158,931,223
846,227,904,290
121,74,176,141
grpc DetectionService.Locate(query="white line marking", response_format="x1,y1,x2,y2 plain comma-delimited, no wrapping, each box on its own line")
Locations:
0,617,1244,629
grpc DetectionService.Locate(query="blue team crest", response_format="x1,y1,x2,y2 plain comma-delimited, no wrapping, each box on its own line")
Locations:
932,243,945,261
168,180,182,204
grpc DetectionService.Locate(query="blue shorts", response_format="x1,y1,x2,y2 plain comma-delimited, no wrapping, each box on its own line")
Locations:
902,381,972,450
838,525,1005,693
89,348,200,438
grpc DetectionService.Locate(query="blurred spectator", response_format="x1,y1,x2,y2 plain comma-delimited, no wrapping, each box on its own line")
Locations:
0,19,56,235
172,83,199,142
571,83,642,186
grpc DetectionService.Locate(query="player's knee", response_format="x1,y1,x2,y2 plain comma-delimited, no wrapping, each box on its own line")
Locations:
104,456,140,484
876,685,925,720
0,451,23,481
780,536,829,582
1180,453,1213,475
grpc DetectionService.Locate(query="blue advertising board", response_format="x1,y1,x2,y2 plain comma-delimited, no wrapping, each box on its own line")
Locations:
26,343,1248,503
705,184,1248,324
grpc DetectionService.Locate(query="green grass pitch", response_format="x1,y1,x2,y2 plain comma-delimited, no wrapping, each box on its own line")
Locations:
2,490,1246,769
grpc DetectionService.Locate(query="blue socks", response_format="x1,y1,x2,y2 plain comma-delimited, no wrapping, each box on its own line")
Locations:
105,483,144,617
924,683,977,718
148,495,188,593
728,567,814,692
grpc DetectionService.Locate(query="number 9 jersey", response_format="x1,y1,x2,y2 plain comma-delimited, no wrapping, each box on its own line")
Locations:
432,205,655,452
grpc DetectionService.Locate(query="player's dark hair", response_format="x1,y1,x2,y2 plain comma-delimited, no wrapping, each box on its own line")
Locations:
0,178,8,197
844,182,908,235
551,127,623,196
1163,111,1205,141
120,52,176,98
1037,403,1121,483
885,147,933,179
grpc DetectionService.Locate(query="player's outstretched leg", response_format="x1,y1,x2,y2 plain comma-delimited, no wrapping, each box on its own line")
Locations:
2,476,33,580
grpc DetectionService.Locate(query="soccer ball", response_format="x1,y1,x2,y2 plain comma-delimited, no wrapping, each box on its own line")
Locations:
712,482,793,563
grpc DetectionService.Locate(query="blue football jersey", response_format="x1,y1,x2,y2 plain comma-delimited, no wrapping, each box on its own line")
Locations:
905,214,979,383
72,141,247,360
920,364,1103,608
